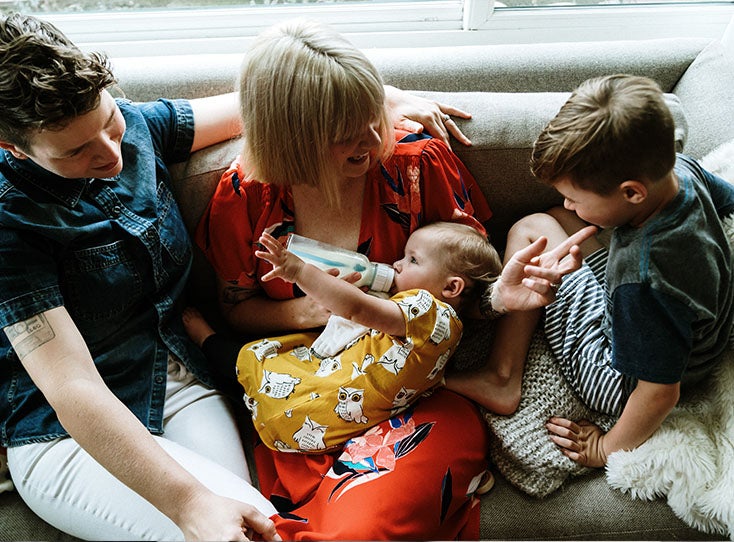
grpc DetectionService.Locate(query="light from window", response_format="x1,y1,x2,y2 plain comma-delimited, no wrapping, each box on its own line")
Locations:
4,0,380,15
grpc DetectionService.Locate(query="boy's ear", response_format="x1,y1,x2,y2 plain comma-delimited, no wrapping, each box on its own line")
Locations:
619,180,647,203
0,141,28,160
442,276,466,300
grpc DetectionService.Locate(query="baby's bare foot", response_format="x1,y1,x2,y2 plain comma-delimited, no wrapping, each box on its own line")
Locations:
182,306,216,347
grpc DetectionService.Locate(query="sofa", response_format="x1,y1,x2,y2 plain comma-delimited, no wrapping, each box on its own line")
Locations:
2,17,734,541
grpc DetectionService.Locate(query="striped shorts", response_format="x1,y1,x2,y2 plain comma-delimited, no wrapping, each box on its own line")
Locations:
544,248,635,417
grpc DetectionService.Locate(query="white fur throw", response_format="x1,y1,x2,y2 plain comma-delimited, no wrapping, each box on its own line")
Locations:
483,138,734,536
606,349,734,538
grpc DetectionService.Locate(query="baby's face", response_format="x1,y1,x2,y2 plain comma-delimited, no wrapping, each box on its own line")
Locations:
392,229,447,296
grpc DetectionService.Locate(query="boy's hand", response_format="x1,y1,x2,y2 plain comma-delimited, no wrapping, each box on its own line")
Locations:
546,417,608,468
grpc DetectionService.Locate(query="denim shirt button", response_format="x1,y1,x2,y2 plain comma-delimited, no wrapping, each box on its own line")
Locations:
154,375,164,384
112,205,121,216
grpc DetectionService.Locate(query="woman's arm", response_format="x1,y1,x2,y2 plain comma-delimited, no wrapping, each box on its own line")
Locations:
190,93,242,152
217,278,333,336
189,88,473,153
257,233,405,336
4,306,278,541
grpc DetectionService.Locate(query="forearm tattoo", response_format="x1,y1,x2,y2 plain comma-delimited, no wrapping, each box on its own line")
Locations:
221,285,257,305
4,314,56,359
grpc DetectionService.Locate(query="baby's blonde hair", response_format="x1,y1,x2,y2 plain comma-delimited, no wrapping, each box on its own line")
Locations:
420,222,502,307
237,19,394,207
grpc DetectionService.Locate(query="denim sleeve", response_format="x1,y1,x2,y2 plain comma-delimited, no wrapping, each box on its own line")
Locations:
0,226,64,329
136,99,195,166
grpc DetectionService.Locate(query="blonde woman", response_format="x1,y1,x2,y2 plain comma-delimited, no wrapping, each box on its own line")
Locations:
196,19,591,539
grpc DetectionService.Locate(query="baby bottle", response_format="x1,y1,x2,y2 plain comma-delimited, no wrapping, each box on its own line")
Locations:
286,233,394,293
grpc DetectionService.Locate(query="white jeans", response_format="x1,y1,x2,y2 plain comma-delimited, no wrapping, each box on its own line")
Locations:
7,361,277,541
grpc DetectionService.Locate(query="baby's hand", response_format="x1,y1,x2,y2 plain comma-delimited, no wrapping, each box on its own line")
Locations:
256,233,304,283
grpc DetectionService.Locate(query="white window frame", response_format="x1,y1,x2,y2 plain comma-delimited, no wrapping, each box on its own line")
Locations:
45,0,734,57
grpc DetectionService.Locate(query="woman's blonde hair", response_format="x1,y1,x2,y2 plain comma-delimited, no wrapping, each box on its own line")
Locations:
237,19,394,207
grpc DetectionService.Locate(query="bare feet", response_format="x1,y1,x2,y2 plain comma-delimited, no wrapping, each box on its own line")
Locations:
445,367,522,416
182,306,216,347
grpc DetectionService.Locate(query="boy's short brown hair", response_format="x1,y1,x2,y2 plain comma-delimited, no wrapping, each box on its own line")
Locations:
530,74,676,194
0,13,116,150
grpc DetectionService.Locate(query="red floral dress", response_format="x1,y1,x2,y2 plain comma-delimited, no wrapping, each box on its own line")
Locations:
196,131,492,540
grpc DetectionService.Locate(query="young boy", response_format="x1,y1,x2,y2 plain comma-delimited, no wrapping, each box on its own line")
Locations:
525,74,734,467
184,221,502,453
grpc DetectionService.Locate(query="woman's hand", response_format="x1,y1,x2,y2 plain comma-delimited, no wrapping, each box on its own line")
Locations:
384,85,472,149
178,492,281,541
495,225,597,312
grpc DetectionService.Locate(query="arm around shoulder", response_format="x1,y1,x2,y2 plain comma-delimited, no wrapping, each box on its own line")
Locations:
189,92,242,152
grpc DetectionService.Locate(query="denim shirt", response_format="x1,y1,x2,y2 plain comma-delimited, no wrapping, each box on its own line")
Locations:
0,98,211,446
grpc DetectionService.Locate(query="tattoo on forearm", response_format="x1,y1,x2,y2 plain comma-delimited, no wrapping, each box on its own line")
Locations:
221,285,257,305
4,314,56,359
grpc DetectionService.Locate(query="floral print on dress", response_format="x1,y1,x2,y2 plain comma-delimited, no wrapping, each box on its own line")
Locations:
325,408,435,502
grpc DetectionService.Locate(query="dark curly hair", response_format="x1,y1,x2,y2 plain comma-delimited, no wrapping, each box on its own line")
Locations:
0,12,116,149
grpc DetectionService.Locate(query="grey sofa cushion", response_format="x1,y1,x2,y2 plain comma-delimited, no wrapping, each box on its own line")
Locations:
479,469,723,541
368,38,708,94
674,41,734,159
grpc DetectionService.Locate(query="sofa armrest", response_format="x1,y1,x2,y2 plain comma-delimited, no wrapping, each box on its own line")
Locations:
673,38,734,159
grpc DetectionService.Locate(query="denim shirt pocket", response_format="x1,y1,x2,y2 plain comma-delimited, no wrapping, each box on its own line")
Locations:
157,181,192,267
60,240,145,330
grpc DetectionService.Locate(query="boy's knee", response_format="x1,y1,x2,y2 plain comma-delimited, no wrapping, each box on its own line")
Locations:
508,212,560,242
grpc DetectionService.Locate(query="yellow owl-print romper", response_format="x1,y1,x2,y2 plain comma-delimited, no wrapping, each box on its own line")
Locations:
235,289,463,453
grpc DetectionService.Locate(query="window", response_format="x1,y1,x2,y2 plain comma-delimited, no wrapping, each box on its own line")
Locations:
3,0,732,56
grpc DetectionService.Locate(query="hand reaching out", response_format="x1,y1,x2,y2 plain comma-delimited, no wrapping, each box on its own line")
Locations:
495,225,597,312
256,232,305,283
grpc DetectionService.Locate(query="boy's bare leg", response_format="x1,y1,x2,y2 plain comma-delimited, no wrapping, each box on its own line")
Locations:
546,206,602,257
182,306,217,348
446,210,596,415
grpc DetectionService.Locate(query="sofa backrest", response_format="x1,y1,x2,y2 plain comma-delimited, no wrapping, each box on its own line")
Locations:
113,37,708,100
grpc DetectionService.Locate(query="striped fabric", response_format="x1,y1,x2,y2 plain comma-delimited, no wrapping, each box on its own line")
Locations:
544,249,633,416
